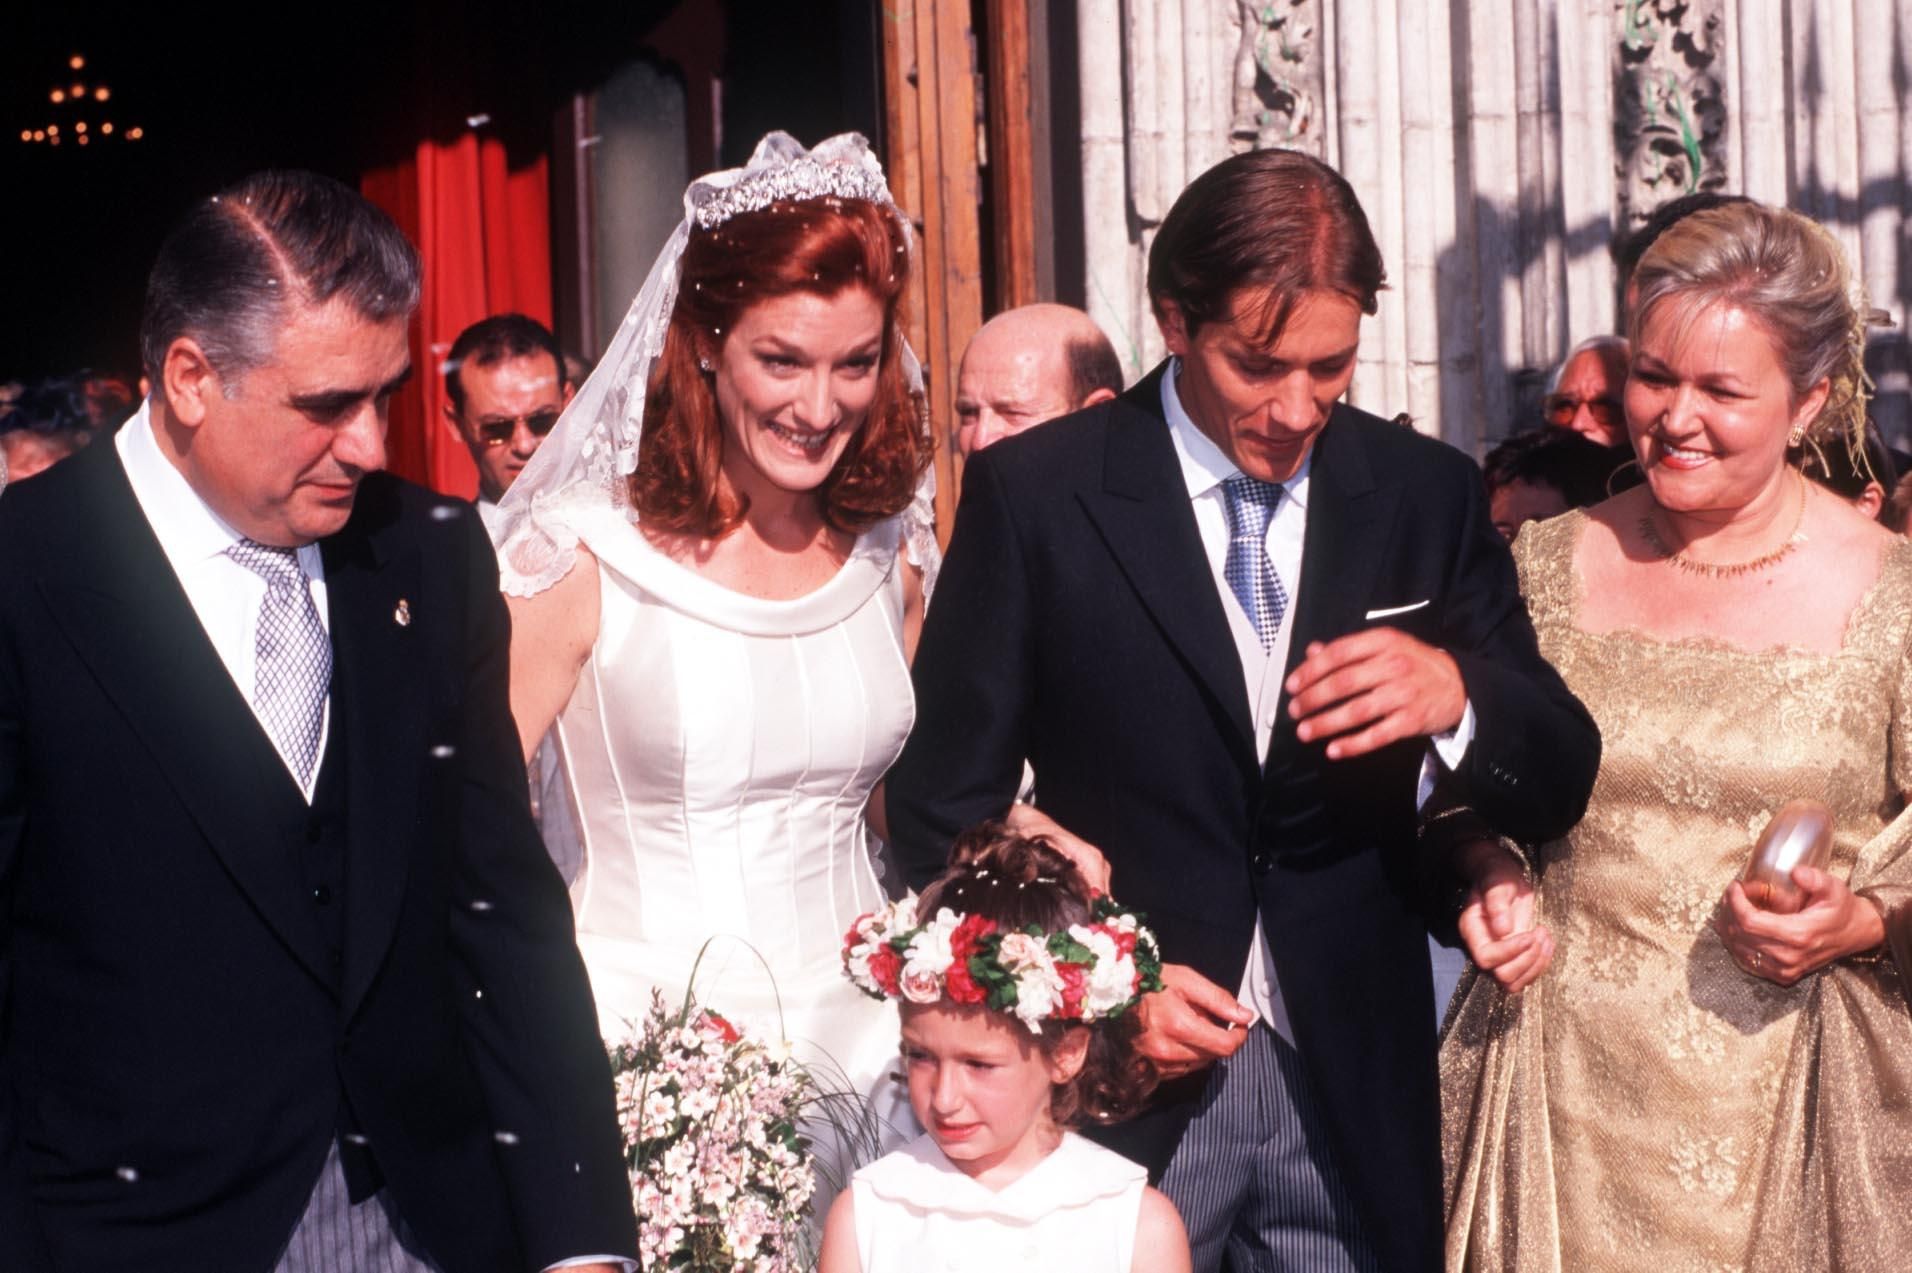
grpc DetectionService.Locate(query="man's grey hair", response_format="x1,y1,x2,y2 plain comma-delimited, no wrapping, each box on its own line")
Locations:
1065,329,1125,404
140,169,421,393
1545,334,1630,395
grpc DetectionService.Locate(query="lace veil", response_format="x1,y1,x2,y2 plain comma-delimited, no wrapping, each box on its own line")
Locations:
490,131,939,597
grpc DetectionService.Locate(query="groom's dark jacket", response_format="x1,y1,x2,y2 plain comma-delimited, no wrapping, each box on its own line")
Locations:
0,442,636,1271
888,364,1599,1270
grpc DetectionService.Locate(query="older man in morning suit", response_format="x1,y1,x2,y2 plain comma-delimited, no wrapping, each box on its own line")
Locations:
0,172,635,1271
888,150,1599,1270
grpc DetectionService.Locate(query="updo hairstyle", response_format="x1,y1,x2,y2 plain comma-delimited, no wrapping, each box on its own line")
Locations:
917,822,1159,1128
1628,202,1872,467
632,196,933,538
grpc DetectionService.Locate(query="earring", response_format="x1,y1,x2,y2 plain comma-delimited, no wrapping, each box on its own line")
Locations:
1604,456,1643,498
698,356,714,374
1788,425,1806,448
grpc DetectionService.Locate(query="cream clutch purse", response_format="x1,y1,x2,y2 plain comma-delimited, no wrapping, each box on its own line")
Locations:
1742,799,1834,913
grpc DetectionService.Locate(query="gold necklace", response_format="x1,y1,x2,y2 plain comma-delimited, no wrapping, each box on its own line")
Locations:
1637,473,1809,579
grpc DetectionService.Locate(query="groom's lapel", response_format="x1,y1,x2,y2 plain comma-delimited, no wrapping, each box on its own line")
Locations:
1263,409,1401,773
1284,408,1398,671
1076,374,1257,757
322,487,427,1023
36,443,335,988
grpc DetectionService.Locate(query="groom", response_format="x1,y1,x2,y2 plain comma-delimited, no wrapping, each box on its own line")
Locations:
889,150,1599,1270
0,172,635,1271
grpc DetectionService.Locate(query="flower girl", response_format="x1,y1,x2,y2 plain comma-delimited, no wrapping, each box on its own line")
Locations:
819,823,1193,1273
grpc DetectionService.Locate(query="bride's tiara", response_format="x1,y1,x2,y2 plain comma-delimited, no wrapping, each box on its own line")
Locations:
688,131,895,230
841,891,1164,1033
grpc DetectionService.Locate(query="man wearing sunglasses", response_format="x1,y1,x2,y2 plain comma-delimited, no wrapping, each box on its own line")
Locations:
443,313,572,531
1540,334,1629,447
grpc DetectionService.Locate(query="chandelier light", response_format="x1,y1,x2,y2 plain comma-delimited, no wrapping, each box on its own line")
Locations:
20,53,141,148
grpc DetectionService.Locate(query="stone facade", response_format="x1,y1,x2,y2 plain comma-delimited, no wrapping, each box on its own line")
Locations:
1076,0,1910,450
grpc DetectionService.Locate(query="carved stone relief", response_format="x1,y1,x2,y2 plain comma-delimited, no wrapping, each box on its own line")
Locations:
1613,0,1729,228
1231,0,1328,157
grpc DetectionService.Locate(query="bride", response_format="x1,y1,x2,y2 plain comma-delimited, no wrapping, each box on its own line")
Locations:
492,133,936,1165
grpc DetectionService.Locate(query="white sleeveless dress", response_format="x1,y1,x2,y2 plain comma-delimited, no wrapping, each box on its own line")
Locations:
549,501,914,1131
850,1133,1146,1272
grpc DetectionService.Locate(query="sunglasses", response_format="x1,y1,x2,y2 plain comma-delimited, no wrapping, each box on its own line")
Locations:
1542,394,1622,429
470,410,561,448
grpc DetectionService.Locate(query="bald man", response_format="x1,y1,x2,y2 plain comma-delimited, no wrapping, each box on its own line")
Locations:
954,303,1123,455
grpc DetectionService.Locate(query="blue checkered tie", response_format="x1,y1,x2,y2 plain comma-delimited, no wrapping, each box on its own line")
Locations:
227,539,331,786
1220,474,1289,651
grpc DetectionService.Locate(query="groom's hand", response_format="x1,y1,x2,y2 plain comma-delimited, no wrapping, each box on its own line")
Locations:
1134,964,1255,1080
1285,629,1466,760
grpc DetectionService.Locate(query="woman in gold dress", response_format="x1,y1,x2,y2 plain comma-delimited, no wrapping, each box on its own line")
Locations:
1441,202,1912,1270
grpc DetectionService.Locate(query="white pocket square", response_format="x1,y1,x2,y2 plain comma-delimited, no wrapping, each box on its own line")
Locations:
1364,600,1430,619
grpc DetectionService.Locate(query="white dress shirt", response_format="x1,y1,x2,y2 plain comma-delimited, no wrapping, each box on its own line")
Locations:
117,403,331,802
1159,363,1473,1042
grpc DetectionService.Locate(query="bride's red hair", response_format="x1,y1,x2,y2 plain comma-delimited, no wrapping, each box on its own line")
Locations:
632,197,931,537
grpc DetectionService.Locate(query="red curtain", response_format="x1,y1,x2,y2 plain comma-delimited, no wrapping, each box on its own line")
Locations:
362,135,552,497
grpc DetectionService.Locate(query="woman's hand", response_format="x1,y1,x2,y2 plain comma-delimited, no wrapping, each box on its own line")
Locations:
1716,867,1888,986
1002,802,1112,894
1455,839,1554,993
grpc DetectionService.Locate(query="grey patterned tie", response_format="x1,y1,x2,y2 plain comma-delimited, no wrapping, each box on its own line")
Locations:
227,539,331,786
1220,474,1290,651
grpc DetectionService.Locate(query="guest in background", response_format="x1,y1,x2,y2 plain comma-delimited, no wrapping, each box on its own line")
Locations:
1541,336,1629,447
1800,417,1896,522
562,349,593,394
1442,200,1912,1271
0,375,101,482
442,313,570,533
1481,426,1615,541
80,371,137,431
955,303,1122,456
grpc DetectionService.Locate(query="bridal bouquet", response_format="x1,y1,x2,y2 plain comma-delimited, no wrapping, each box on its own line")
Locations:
610,991,816,1271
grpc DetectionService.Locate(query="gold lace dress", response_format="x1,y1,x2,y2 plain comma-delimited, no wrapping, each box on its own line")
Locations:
1442,510,1912,1272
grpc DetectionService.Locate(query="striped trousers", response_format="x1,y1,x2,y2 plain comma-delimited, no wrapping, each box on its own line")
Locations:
272,1140,443,1273
1159,1023,1380,1273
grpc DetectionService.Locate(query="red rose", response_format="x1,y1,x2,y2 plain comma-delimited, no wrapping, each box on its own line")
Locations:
949,913,998,958
945,957,986,1005
701,1010,741,1044
1056,963,1087,1018
868,945,903,996
1107,926,1138,957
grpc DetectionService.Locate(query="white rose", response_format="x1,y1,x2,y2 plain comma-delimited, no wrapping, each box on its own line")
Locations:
1071,925,1135,1016
904,909,958,967
1008,943,1065,1028
900,907,959,994
1013,967,1062,1029
891,894,920,931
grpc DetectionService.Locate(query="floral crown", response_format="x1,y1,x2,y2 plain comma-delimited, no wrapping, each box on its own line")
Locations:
841,884,1165,1034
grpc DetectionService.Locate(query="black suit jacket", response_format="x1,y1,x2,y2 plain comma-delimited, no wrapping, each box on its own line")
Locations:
888,365,1599,1271
0,442,636,1271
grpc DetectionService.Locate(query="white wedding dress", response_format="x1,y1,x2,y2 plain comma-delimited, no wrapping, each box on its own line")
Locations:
546,498,915,1146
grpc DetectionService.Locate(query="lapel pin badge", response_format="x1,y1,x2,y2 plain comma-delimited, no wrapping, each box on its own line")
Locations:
394,598,412,627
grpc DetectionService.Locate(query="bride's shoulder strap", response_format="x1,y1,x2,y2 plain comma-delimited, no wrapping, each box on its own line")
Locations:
496,482,625,598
